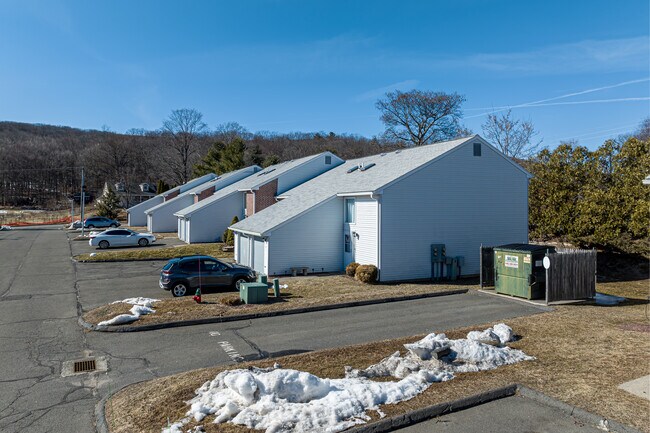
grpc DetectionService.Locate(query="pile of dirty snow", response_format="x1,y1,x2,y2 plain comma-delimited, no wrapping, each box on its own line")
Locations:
97,297,160,326
162,323,533,433
0,225,11,231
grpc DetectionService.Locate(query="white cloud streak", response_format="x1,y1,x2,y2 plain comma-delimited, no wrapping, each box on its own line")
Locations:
353,79,420,102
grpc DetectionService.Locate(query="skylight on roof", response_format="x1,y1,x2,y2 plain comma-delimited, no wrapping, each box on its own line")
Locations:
359,162,376,171
346,166,359,174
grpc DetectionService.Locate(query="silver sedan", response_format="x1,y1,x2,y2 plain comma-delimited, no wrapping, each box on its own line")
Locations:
89,229,156,249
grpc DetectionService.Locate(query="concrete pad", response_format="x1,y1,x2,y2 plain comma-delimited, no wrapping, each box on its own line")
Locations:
396,394,605,433
619,375,650,400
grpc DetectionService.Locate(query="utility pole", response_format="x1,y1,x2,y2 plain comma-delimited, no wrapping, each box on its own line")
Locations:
80,168,85,236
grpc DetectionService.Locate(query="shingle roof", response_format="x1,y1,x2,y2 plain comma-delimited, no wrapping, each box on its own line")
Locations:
230,136,485,236
174,152,336,217
144,166,259,214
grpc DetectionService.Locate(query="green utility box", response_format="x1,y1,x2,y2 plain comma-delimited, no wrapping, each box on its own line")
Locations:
494,244,555,299
239,282,269,304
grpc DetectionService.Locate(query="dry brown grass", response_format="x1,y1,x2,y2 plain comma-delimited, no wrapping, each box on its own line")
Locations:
75,243,233,262
83,275,473,326
106,279,650,433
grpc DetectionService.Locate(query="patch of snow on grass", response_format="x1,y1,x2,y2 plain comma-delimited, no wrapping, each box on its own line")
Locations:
595,293,626,306
112,297,160,308
98,298,159,326
162,324,533,433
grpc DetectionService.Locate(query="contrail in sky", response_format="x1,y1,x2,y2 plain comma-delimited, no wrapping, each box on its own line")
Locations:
464,77,650,118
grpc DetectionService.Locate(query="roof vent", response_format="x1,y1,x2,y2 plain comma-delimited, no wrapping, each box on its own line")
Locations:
359,162,376,171
347,166,359,174
395,150,401,154
380,153,386,156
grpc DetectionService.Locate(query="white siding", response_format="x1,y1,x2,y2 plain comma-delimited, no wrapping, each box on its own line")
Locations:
348,197,378,266
187,192,244,243
380,141,528,281
276,153,343,194
267,198,343,276
127,196,163,226
148,195,195,232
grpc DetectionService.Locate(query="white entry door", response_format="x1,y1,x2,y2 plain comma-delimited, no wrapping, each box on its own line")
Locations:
343,198,356,266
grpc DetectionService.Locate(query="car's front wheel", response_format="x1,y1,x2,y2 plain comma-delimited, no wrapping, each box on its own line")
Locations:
233,277,249,291
109,223,118,228
138,238,149,247
87,224,95,229
98,240,109,249
171,282,188,297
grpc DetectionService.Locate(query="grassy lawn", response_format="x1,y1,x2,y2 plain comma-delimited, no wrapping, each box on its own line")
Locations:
83,275,473,326
75,243,233,262
104,278,650,433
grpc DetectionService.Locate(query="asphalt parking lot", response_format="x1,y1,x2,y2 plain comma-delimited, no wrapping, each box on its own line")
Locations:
1,226,616,433
68,229,186,256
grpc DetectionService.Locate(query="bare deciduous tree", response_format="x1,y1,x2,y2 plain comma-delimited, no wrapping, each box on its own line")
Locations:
481,109,541,159
376,90,466,146
161,109,208,184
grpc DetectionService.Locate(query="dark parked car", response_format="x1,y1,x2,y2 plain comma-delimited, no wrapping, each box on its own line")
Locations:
83,217,120,229
159,255,256,297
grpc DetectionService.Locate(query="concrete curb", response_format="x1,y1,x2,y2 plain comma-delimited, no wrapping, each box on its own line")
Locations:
80,289,469,332
347,384,518,433
517,386,643,433
73,257,168,263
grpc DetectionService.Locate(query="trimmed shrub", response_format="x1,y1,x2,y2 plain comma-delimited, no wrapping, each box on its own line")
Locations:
355,264,378,284
345,262,360,277
219,295,243,306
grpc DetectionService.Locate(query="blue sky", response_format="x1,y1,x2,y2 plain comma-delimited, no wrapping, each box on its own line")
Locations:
1,0,648,149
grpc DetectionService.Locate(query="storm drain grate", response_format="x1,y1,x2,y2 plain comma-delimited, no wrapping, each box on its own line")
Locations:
73,359,96,373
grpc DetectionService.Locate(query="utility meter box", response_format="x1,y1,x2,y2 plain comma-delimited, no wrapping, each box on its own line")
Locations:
240,282,269,304
494,244,555,299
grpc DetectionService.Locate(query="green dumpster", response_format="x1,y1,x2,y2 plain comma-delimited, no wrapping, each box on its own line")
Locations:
494,244,555,299
240,282,269,304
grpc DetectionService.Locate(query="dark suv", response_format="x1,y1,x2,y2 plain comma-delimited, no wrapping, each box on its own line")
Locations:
83,217,120,229
159,255,256,297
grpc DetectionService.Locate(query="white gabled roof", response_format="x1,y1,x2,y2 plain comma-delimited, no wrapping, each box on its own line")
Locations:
126,172,217,212
231,135,529,236
144,166,260,214
174,152,338,218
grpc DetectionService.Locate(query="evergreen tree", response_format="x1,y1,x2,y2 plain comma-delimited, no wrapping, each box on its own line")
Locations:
95,182,121,220
222,215,239,246
156,179,170,194
194,141,225,176
247,144,264,166
217,138,246,173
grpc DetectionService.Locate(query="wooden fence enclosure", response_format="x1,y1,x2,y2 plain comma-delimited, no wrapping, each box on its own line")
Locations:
480,245,596,303
546,249,597,303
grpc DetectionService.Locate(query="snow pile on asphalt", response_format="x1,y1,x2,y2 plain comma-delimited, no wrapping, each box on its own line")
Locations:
98,297,160,326
0,225,11,231
162,324,533,433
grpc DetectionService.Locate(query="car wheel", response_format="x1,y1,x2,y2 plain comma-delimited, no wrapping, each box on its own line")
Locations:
98,240,109,249
233,277,248,291
138,238,149,247
87,225,95,229
109,223,118,228
172,283,188,297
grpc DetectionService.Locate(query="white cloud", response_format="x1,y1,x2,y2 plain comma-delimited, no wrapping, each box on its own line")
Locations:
353,79,420,102
453,37,649,74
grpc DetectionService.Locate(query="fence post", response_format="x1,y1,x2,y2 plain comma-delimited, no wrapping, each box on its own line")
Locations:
545,249,550,305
